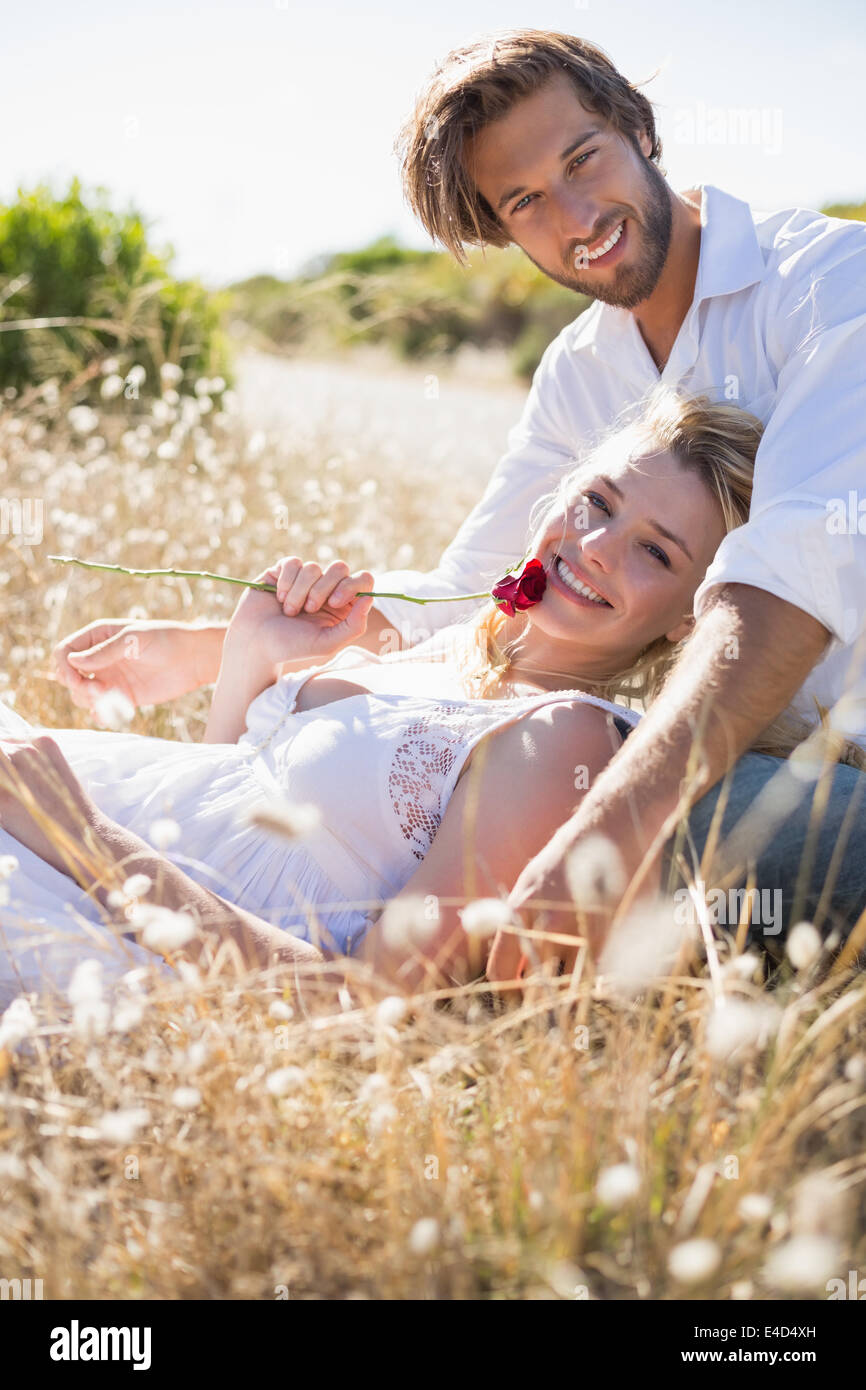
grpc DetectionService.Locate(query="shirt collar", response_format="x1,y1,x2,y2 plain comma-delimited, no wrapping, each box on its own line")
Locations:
693,183,766,301
576,183,766,349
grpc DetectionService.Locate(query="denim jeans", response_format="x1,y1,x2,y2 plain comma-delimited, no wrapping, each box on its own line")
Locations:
660,751,866,955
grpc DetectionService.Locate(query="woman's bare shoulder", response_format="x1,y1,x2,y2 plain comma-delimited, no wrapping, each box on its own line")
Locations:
458,696,623,791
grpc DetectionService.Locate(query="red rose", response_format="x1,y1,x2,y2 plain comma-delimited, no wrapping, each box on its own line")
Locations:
491,557,547,617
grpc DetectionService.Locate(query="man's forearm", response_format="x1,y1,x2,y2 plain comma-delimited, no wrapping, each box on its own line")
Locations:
575,585,831,861
90,814,323,971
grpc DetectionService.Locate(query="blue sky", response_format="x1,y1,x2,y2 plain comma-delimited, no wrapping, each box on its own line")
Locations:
2,0,864,285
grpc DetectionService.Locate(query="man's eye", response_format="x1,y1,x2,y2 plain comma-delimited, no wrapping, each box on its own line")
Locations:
568,150,595,174
512,193,535,213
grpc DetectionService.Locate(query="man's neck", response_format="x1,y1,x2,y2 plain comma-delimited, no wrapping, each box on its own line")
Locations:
632,189,703,373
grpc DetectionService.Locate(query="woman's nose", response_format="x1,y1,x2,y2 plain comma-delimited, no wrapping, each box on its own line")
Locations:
579,528,617,571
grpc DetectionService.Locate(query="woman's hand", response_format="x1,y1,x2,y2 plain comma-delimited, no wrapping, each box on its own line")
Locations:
0,736,101,878
52,619,226,711
227,557,376,671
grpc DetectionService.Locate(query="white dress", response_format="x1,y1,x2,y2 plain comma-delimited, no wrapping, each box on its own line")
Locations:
0,645,639,1001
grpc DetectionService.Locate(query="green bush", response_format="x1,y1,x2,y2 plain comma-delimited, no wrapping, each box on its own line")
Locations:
229,238,588,379
0,179,231,394
229,196,865,381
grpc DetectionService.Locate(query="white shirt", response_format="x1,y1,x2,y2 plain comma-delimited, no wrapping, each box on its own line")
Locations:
373,184,866,744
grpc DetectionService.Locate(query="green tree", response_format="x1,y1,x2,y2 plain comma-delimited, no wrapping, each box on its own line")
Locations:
0,179,230,393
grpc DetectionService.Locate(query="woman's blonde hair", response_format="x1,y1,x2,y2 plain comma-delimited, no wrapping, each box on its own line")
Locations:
458,384,866,770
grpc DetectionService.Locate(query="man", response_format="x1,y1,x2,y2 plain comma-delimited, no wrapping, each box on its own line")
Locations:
54,30,866,974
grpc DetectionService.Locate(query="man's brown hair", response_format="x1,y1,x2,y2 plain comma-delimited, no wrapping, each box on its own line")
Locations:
396,29,663,262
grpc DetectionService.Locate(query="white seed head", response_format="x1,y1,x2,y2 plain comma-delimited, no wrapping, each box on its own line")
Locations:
704,999,780,1062
68,405,99,435
458,897,514,939
97,1107,151,1144
0,996,37,1050
598,899,689,997
112,999,145,1033
738,1192,773,1223
595,1162,641,1209
763,1234,841,1291
171,1086,202,1111
122,874,152,901
248,798,321,840
408,1217,440,1255
266,1066,306,1097
786,920,823,971
376,995,408,1029
93,688,136,730
380,895,439,952
564,833,625,907
0,855,20,880
668,1238,721,1285
100,374,124,401
68,959,104,1006
148,818,182,850
130,904,196,955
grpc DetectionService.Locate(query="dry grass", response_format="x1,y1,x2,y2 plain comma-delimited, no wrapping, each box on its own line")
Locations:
0,359,864,1301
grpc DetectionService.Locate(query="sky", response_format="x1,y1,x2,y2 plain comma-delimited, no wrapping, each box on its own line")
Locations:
2,0,864,286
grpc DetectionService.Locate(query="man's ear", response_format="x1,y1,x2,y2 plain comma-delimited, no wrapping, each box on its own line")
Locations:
665,614,694,645
637,127,653,159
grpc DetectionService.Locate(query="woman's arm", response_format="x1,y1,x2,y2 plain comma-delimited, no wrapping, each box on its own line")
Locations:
357,700,624,992
203,557,375,743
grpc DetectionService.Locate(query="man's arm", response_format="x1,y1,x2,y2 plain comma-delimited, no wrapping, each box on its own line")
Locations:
487,584,830,976
0,737,324,974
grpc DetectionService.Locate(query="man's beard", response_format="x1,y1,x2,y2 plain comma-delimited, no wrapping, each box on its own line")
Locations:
519,158,673,310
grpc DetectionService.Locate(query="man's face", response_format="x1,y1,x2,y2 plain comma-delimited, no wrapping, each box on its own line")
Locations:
465,71,672,308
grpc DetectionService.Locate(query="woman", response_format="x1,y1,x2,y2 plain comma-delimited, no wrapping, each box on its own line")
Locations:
0,386,775,1000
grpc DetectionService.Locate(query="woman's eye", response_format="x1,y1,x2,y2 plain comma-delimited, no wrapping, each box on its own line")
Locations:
583,491,610,515
645,542,671,568
512,193,535,213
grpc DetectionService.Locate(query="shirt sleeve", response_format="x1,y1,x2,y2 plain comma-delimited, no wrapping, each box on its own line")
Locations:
371,329,583,636
693,239,866,649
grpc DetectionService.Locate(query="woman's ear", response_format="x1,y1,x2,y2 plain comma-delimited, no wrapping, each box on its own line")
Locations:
665,614,694,645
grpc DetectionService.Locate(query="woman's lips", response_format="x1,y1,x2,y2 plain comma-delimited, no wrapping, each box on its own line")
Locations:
549,555,613,610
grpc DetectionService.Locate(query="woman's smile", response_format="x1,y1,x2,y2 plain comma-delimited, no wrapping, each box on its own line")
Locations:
549,553,614,608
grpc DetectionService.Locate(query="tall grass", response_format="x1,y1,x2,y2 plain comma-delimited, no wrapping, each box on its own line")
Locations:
0,361,864,1300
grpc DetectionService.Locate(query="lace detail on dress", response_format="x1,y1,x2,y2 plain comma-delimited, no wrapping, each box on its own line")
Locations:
388,704,475,860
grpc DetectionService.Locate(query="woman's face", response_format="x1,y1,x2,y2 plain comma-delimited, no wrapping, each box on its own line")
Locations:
524,448,729,670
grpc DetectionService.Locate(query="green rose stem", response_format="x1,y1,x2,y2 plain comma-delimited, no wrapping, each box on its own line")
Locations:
47,555,499,605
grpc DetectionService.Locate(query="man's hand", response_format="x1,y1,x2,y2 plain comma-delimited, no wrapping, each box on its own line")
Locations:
0,735,101,877
486,813,661,981
52,619,226,711
487,585,831,982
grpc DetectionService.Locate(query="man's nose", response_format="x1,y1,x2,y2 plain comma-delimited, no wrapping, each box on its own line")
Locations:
550,188,602,253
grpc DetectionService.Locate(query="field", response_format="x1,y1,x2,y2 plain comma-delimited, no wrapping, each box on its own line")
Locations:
0,350,864,1301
